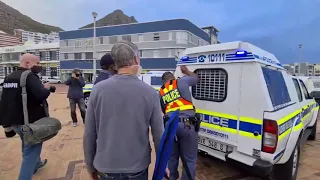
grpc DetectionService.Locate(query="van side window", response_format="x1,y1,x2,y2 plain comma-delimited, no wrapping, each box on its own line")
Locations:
192,68,227,102
292,78,303,102
262,67,291,108
299,80,310,99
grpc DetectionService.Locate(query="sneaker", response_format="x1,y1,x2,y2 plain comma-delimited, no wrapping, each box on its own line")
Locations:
72,122,78,127
34,159,47,174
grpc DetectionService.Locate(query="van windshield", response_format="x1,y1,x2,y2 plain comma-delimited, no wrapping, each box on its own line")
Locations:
151,76,163,86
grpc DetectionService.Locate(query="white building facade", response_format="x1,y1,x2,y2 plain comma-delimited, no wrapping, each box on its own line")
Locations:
14,29,60,44
0,42,60,78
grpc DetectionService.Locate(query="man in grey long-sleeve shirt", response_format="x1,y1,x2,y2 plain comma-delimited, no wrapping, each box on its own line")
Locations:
83,41,164,180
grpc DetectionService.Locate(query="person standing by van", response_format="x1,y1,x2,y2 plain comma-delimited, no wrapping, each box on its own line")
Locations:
160,66,200,180
94,53,117,85
65,68,86,127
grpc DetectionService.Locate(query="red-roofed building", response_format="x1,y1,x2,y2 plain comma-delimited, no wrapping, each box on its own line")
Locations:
0,31,23,47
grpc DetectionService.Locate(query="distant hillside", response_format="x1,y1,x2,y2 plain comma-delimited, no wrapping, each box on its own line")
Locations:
80,9,137,29
0,1,63,35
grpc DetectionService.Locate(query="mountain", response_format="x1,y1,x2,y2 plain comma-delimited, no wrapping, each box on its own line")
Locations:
80,9,137,29
0,1,63,35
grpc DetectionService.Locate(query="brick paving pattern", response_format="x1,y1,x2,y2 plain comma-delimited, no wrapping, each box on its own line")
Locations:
0,85,319,180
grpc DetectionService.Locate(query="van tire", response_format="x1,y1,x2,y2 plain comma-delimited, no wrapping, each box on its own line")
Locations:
272,142,300,180
308,119,317,140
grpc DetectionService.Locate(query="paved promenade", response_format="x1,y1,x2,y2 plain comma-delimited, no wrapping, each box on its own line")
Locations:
0,85,319,180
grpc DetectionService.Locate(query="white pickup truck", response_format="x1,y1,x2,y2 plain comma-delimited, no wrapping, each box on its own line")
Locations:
175,41,318,180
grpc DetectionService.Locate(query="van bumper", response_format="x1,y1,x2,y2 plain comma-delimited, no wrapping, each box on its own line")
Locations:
225,153,273,177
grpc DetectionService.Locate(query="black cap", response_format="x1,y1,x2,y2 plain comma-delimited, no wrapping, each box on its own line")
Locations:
100,53,114,68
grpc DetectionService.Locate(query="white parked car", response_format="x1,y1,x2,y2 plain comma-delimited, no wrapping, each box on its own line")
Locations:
176,41,319,180
43,77,62,84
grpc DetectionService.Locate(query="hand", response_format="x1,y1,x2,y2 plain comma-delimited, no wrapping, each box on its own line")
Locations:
164,168,170,179
71,73,76,78
44,83,51,89
180,65,189,74
90,170,99,180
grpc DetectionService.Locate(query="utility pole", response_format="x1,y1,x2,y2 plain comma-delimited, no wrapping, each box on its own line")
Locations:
92,12,98,83
298,44,303,76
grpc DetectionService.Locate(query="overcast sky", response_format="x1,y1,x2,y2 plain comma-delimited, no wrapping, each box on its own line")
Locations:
2,0,319,63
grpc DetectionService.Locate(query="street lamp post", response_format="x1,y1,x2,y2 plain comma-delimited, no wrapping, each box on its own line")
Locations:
92,12,98,83
299,44,302,62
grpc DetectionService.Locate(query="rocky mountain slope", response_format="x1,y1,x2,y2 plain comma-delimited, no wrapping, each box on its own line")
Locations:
0,1,63,35
80,9,138,29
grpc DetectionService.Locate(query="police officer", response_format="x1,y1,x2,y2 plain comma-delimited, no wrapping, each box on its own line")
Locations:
0,53,54,180
94,53,117,85
160,65,200,180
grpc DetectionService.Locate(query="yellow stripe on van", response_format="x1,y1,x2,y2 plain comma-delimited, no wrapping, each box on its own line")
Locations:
239,116,263,125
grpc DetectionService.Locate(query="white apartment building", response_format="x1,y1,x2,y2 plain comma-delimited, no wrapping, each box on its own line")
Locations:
0,42,60,78
283,62,317,76
14,29,60,44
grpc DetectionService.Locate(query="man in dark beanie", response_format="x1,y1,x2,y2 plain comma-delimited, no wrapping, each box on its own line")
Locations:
65,68,86,127
94,53,117,85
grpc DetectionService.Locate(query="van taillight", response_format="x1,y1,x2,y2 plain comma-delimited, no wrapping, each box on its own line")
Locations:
262,119,278,154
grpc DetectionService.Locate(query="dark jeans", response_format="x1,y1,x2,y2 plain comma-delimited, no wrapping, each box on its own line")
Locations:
99,168,148,180
69,98,86,123
168,123,198,180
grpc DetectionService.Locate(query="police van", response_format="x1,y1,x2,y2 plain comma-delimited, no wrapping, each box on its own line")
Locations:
175,41,319,179
82,71,167,108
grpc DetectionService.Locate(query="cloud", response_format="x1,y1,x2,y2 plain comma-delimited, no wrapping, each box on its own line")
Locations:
1,0,319,63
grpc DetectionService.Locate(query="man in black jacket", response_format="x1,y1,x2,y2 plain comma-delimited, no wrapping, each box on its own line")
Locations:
0,53,52,180
94,53,117,85
65,68,86,127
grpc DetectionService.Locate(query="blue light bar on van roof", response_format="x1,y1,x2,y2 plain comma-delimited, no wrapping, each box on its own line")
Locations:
235,50,248,57
180,56,189,61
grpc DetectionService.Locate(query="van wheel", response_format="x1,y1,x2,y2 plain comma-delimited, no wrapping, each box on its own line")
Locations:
84,93,90,109
272,143,300,180
308,119,317,140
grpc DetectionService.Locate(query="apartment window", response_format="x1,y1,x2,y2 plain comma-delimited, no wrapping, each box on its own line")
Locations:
50,51,57,60
153,50,160,58
98,37,104,44
50,67,58,77
168,32,173,40
122,35,131,42
64,53,68,60
75,40,82,49
39,52,46,60
4,67,7,76
168,49,172,57
74,53,82,60
192,68,227,102
109,36,118,44
84,39,93,48
40,67,46,76
85,52,93,60
153,33,160,41
0,54,2,62
176,32,188,44
138,34,143,42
